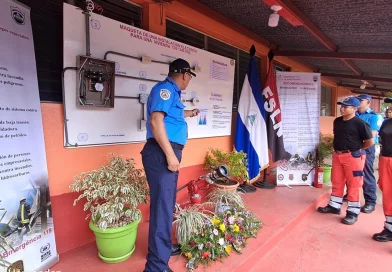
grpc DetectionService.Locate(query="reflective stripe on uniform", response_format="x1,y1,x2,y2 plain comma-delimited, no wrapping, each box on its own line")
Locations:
331,196,343,203
386,216,392,223
20,204,29,224
328,201,342,210
385,222,392,232
347,201,361,215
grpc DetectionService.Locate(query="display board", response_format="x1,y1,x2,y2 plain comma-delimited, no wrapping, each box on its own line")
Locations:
0,0,58,270
63,3,235,147
276,72,321,186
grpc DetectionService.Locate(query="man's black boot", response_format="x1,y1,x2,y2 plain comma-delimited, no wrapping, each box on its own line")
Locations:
361,204,375,214
373,228,392,242
341,214,358,225
317,205,341,215
171,244,181,256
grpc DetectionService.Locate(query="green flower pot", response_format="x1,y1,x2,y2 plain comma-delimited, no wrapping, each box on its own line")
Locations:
322,166,332,184
89,219,139,263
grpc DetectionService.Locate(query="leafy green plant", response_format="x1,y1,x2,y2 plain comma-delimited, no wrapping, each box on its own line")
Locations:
316,133,334,167
69,154,149,230
204,149,248,183
207,189,245,210
173,203,214,244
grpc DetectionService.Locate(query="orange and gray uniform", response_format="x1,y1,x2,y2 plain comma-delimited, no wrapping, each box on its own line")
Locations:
378,118,392,231
328,116,372,217
17,201,31,228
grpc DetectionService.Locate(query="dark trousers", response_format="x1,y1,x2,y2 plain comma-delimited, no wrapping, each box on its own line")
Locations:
142,142,182,272
363,145,377,205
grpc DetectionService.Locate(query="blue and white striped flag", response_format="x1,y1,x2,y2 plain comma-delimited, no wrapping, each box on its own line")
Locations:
234,54,269,182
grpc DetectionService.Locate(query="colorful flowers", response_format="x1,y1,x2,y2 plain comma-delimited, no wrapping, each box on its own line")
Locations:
211,217,220,225
225,245,232,253
219,223,226,232
180,207,262,271
201,251,211,259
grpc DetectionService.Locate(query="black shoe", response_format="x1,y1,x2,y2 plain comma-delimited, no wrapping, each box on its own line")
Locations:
253,181,275,189
171,244,181,256
317,205,341,215
361,204,375,214
343,194,348,202
341,214,358,225
373,228,392,242
162,268,174,272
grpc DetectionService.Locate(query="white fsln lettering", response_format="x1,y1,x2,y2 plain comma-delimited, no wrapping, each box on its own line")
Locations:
262,86,283,137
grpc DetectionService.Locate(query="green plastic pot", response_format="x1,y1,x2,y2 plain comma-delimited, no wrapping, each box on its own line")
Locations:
322,166,332,184
89,219,140,263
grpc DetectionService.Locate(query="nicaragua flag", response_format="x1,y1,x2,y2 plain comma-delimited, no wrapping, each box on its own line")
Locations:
235,48,269,183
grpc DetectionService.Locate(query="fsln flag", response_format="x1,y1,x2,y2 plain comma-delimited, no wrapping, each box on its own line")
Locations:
262,58,291,162
235,49,269,183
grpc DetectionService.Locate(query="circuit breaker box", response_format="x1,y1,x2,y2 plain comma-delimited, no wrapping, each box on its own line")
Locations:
76,55,116,108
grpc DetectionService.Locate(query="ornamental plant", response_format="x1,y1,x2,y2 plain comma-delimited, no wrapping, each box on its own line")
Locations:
69,154,149,230
204,148,248,183
180,207,262,272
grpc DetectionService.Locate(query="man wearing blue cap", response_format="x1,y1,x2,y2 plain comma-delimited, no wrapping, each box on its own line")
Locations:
318,97,373,225
354,94,383,213
141,58,200,272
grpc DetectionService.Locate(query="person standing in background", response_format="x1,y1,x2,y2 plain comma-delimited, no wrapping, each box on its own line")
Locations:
354,94,383,213
384,107,392,120
318,97,373,225
373,97,392,242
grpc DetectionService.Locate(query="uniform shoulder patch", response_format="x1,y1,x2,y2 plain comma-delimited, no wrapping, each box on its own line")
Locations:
377,119,383,127
160,89,171,100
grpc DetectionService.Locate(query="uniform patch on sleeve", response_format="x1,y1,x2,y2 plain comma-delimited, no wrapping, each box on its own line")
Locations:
160,89,171,100
377,119,383,127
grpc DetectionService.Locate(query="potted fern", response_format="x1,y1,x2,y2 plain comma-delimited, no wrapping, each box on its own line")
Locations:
317,133,334,183
204,149,248,191
69,154,149,263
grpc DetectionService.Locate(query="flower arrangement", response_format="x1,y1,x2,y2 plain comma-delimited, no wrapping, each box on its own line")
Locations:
180,207,262,271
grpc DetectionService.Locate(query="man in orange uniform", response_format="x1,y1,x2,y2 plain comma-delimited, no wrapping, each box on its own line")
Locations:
373,97,392,241
318,97,373,225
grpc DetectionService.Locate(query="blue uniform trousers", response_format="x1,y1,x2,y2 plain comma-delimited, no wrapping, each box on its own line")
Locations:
142,142,182,272
363,145,377,206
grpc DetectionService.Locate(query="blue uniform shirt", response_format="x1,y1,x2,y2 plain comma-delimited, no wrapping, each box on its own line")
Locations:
146,77,188,145
356,108,383,144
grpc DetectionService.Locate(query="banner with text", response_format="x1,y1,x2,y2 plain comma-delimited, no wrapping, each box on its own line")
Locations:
0,0,58,271
276,72,321,186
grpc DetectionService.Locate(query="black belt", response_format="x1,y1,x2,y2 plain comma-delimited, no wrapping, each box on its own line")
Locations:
335,150,359,155
147,138,184,150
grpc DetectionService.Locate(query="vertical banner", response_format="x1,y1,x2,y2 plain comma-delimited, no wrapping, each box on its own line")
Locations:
276,72,321,186
0,0,58,271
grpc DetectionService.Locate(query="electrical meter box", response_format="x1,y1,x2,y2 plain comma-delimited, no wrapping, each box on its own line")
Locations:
76,55,116,108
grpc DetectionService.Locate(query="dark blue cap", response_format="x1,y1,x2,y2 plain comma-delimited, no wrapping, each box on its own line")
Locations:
385,97,392,103
357,94,372,101
169,58,196,77
337,97,360,107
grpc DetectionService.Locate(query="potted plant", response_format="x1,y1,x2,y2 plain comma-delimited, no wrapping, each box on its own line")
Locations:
69,154,149,263
204,149,248,191
316,133,334,183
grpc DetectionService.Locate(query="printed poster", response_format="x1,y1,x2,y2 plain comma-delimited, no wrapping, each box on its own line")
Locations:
0,0,59,270
276,72,321,186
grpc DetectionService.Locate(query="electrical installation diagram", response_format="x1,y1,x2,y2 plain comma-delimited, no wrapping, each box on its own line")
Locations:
62,2,235,147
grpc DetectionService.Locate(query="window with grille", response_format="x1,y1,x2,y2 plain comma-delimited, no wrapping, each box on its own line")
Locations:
320,85,333,116
166,20,262,111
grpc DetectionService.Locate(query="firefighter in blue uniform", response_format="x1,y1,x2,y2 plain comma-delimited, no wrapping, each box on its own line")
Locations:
355,94,383,213
142,59,199,272
17,197,31,233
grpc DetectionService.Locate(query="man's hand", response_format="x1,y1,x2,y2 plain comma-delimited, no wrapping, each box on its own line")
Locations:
167,153,180,172
192,109,200,117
